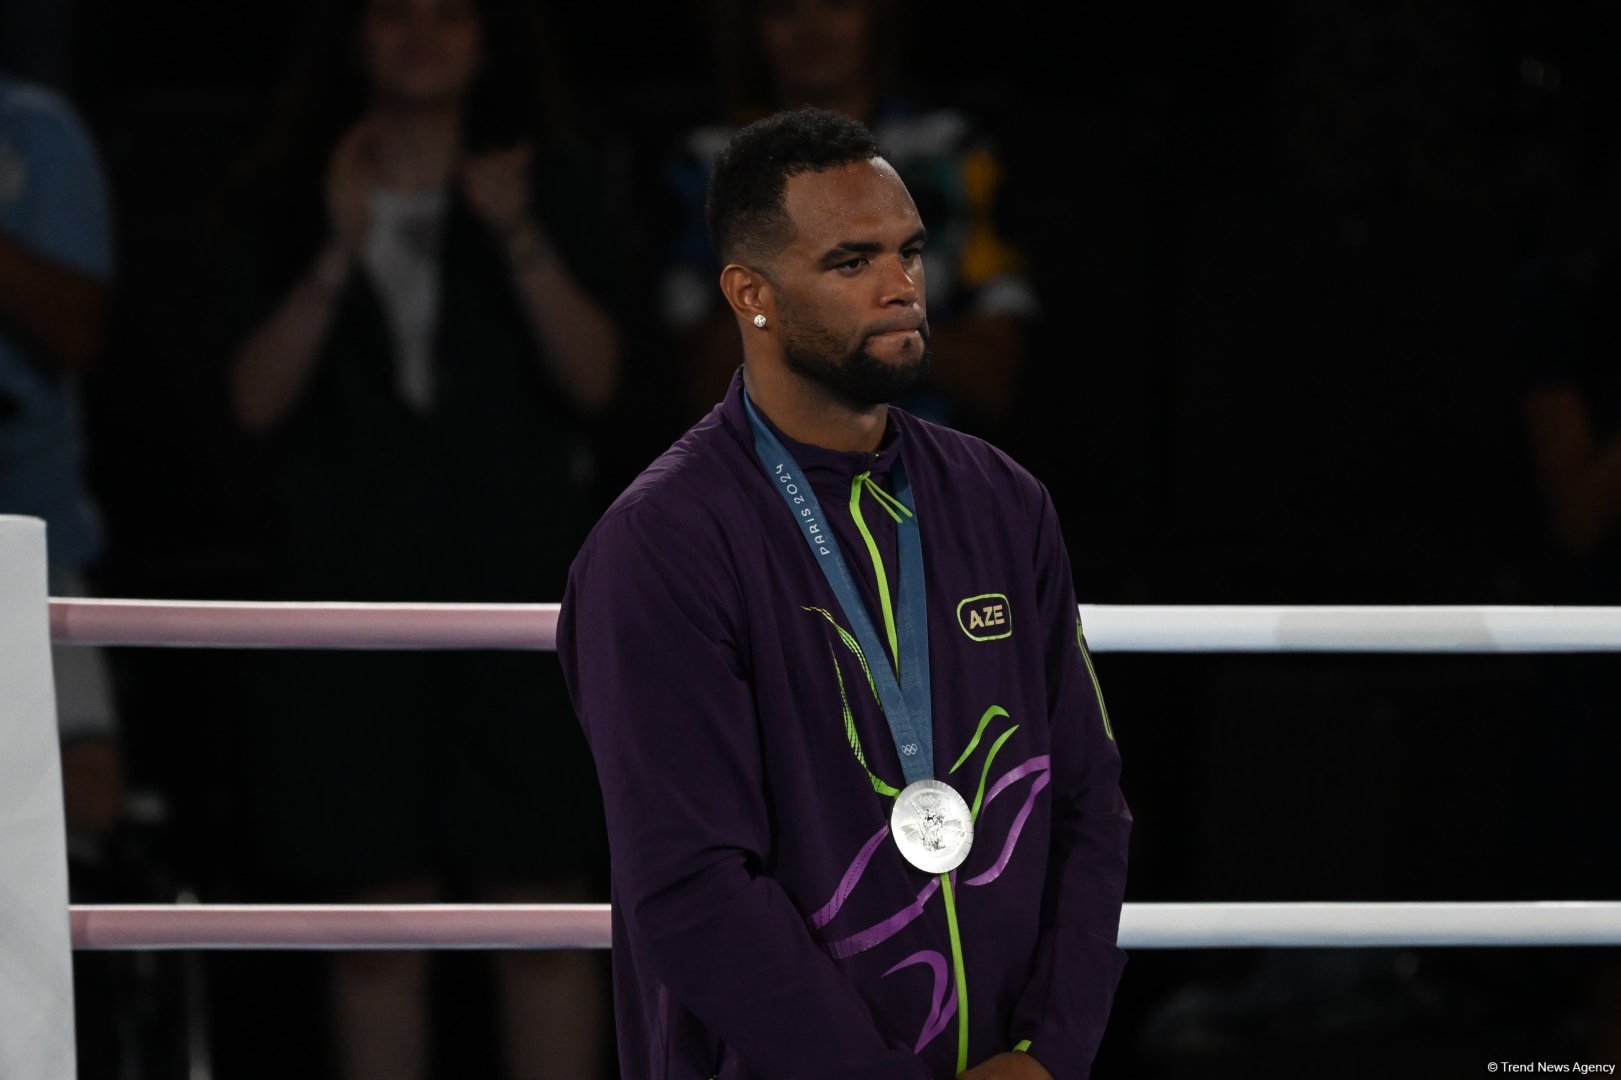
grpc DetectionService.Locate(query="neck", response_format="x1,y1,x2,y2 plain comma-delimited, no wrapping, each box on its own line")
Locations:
365,102,464,191
742,362,888,453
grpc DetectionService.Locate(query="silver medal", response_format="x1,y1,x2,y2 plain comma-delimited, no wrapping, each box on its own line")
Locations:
890,779,974,874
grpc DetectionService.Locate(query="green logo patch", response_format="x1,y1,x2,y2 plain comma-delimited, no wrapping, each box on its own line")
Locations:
957,593,1012,641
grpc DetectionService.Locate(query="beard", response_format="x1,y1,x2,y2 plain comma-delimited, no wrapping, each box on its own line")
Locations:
780,319,933,409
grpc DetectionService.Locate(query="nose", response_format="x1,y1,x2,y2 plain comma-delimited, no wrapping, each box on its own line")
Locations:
880,254,920,307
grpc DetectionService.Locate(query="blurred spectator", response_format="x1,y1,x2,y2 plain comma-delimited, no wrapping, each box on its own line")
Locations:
0,59,122,831
213,1,618,1077
0,61,126,1076
660,0,1035,429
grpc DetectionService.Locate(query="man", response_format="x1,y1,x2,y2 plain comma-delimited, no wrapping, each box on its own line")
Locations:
558,109,1128,1080
659,0,1036,428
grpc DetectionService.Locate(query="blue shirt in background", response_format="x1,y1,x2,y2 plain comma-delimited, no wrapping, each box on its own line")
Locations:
0,68,114,573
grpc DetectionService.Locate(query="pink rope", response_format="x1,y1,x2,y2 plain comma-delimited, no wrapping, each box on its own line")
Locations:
48,600,559,651
70,904,611,950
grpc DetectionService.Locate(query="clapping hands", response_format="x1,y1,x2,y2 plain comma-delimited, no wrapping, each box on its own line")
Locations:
461,141,537,240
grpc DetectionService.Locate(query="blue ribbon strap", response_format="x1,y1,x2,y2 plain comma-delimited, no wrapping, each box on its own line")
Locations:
742,392,934,785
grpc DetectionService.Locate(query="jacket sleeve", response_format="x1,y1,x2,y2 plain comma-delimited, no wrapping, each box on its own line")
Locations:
558,500,931,1080
1007,486,1132,1078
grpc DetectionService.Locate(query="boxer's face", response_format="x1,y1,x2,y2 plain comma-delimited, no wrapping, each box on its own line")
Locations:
768,157,931,408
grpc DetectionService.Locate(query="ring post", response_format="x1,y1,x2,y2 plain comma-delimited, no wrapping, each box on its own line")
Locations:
0,516,77,1079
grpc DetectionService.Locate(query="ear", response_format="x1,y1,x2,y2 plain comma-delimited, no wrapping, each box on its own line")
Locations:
718,263,774,327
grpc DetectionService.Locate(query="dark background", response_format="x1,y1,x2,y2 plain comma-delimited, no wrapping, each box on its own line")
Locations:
5,0,1618,1076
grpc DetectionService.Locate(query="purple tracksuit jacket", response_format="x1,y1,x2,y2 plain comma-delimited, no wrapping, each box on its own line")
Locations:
558,369,1130,1079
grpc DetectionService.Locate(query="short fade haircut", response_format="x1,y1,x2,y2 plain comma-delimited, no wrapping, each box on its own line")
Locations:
706,107,881,266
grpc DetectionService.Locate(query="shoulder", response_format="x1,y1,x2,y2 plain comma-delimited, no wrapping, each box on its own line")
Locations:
566,409,760,642
901,410,1048,512
577,407,754,568
1,78,81,129
0,78,95,158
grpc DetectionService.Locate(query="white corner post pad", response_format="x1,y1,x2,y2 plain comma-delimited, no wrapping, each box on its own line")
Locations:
0,515,78,1080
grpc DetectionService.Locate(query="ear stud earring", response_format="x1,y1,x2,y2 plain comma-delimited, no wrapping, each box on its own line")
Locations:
753,314,768,329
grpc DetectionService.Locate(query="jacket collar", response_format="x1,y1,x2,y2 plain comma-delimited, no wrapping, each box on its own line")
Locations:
719,366,906,482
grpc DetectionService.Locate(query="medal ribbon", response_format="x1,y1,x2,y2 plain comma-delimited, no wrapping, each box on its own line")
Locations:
743,392,934,784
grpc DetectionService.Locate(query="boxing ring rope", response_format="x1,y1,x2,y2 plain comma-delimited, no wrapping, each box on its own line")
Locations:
48,598,1621,652
68,902,1621,951
49,599,560,651
43,596,1621,952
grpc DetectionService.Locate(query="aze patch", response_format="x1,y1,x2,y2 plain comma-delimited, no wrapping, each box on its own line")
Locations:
956,593,1012,641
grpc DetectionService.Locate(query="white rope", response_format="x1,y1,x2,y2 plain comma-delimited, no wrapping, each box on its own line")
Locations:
48,599,1621,652
1120,901,1621,948
1079,604,1621,653
67,901,1621,951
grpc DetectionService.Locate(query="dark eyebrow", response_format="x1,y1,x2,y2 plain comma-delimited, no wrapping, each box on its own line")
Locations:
819,240,882,262
817,228,930,264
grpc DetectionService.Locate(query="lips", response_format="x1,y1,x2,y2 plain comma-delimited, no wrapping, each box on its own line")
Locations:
869,321,922,336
